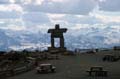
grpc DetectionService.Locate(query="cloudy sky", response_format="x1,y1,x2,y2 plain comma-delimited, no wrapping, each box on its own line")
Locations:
0,0,119,31
0,0,120,50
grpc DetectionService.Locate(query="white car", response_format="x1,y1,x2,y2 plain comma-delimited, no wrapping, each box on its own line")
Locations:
36,64,56,73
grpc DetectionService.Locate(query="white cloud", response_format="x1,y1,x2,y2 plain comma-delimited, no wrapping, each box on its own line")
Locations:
94,13,120,23
23,0,97,15
99,0,120,11
13,0,31,4
104,38,120,45
35,0,44,5
0,4,23,13
0,4,23,20
0,0,10,4
22,12,50,25
0,18,26,31
0,25,26,31
51,0,64,2
9,0,15,3
0,11,20,19
14,0,44,4
61,14,102,25
47,13,65,19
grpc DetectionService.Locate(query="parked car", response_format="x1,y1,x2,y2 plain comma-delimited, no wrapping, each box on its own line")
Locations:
36,64,56,73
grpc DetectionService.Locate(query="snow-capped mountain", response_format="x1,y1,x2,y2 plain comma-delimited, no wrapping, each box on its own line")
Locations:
0,25,119,51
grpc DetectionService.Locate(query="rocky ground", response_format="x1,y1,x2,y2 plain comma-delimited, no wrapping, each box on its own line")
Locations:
8,50,120,79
